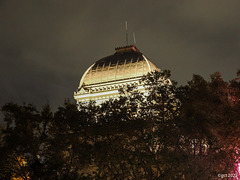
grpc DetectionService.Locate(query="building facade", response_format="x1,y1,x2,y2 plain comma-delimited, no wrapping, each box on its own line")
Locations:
74,45,160,104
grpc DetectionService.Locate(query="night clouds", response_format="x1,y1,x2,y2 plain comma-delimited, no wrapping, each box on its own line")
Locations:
1,0,240,110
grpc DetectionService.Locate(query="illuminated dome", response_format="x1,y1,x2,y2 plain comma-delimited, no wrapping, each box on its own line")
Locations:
74,45,160,104
80,46,159,87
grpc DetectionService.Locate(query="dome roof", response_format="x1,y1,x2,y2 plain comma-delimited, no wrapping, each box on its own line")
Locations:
79,45,159,88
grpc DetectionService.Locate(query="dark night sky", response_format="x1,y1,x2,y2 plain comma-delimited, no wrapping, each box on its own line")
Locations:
1,0,240,111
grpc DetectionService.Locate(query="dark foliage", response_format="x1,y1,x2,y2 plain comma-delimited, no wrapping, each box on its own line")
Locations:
0,70,240,179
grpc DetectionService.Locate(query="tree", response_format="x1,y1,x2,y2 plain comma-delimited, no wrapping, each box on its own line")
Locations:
177,72,240,179
1,70,240,179
0,103,41,179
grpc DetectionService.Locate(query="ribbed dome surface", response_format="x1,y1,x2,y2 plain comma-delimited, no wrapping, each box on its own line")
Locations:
79,46,159,87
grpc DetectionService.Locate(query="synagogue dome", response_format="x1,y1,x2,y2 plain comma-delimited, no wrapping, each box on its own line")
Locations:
78,45,159,88
74,45,160,104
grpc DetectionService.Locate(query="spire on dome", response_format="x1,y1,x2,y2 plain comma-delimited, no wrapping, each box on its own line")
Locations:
115,45,140,54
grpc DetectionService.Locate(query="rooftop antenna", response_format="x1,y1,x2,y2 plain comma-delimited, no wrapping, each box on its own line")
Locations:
133,32,136,45
125,21,128,45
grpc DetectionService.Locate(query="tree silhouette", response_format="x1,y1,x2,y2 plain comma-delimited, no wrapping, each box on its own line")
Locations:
0,70,240,179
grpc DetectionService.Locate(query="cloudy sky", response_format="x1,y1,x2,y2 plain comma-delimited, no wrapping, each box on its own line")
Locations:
1,0,240,111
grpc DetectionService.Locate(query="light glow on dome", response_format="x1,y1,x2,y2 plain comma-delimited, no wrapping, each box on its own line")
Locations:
74,45,160,104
